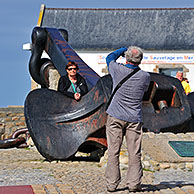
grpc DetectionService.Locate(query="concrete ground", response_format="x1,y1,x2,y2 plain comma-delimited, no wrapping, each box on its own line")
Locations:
0,132,194,194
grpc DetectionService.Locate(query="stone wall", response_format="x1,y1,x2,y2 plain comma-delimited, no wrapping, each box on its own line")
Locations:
0,106,26,139
48,69,60,90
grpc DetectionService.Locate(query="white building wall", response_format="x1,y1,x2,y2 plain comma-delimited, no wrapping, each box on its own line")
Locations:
78,52,109,77
78,51,194,91
78,52,156,76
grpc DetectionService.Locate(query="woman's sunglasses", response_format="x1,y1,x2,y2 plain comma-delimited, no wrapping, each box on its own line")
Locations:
67,68,77,71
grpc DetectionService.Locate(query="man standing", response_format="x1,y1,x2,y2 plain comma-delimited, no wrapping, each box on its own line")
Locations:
105,46,150,192
176,71,191,95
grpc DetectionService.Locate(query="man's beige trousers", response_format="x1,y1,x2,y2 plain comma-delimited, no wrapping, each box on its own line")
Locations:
105,115,143,190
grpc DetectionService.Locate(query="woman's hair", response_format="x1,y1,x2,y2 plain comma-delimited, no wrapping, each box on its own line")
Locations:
65,61,79,70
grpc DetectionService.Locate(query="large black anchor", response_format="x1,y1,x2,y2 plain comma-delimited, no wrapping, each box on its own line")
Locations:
25,27,112,161
25,27,193,161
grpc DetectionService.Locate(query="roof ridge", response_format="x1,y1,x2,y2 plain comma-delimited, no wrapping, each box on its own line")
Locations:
46,7,194,11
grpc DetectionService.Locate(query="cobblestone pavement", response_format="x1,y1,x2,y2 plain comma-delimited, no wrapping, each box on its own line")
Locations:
0,147,194,194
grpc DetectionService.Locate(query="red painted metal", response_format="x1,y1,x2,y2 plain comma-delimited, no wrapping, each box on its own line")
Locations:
0,185,34,194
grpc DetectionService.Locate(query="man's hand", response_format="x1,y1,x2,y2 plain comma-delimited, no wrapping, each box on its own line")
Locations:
74,93,81,100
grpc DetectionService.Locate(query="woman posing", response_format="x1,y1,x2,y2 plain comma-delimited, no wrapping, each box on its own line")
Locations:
58,61,88,101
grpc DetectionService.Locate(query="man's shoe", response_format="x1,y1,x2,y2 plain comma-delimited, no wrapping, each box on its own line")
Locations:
128,184,142,192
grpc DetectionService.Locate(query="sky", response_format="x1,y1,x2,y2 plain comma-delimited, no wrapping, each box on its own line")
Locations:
1,0,194,107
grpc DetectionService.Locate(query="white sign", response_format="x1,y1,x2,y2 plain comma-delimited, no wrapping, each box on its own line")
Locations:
142,53,194,64
97,53,194,64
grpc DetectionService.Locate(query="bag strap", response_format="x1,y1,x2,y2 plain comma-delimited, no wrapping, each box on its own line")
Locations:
70,81,77,93
106,67,140,110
